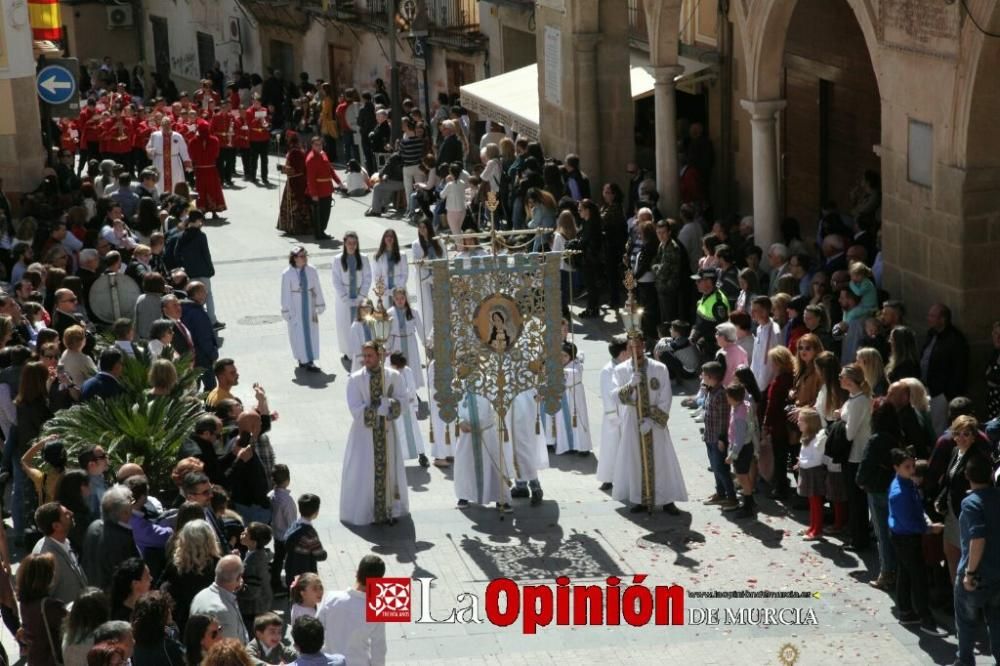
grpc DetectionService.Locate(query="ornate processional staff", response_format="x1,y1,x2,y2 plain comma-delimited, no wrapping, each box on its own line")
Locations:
621,268,654,515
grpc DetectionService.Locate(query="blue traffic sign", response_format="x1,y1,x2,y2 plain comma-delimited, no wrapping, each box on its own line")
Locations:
36,65,77,105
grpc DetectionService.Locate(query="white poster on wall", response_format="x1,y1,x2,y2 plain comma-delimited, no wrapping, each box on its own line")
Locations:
544,26,561,106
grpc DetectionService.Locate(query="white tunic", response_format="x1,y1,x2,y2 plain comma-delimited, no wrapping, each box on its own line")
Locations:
454,393,514,505
425,360,452,459
339,366,410,526
145,130,191,193
411,240,441,327
547,366,593,454
394,366,426,460
348,320,376,372
280,265,325,364
596,360,622,484
331,253,372,356
504,389,549,482
387,306,426,390
370,252,409,309
611,358,689,506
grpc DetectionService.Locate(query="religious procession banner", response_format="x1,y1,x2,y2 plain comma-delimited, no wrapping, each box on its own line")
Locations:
430,252,565,433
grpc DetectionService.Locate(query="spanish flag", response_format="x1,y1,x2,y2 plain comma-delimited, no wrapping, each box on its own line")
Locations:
29,0,62,41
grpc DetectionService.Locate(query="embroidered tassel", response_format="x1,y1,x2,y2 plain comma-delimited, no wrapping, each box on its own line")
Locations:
428,418,435,444
551,415,557,439
445,424,451,445
572,410,577,428
455,421,461,438
501,421,509,442
535,405,541,435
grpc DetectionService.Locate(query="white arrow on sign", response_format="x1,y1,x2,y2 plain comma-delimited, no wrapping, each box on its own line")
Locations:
40,76,73,95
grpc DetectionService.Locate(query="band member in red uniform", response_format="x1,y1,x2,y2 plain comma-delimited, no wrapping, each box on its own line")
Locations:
245,95,271,184
111,82,132,110
132,107,154,175
305,135,340,240
180,109,200,187
59,118,80,157
235,109,251,182
103,107,135,174
226,82,240,110
77,99,99,174
194,79,221,112
211,101,237,186
189,120,227,218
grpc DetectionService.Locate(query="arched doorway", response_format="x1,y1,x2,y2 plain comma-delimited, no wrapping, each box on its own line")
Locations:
781,0,881,241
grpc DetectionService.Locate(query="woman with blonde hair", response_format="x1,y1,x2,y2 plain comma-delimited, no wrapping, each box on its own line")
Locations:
148,358,178,396
899,376,936,456
158,519,221,632
855,347,888,397
763,345,796,497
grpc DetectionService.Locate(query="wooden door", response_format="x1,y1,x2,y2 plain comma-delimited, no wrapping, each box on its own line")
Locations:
328,45,354,96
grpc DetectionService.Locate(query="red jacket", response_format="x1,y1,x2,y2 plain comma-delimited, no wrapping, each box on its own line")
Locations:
59,119,80,153
305,150,336,198
245,106,270,143
133,120,154,151
194,88,221,110
211,112,237,148
102,116,133,154
763,370,794,446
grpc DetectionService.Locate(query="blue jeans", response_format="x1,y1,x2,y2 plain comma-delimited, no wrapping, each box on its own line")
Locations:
706,440,736,499
867,491,897,575
954,577,1000,665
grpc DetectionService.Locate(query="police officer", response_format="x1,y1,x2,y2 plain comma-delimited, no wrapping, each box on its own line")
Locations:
690,268,730,357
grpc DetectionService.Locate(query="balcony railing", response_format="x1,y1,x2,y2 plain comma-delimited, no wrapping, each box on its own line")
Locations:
628,0,648,46
428,0,479,30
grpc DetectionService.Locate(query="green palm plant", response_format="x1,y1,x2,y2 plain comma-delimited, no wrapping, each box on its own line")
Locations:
43,345,206,493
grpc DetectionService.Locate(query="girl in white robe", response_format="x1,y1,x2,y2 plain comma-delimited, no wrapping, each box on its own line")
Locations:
454,392,514,509
388,353,428,466
387,288,426,390
411,220,444,326
331,232,372,361
550,343,593,455
371,229,408,309
348,299,376,372
279,247,325,370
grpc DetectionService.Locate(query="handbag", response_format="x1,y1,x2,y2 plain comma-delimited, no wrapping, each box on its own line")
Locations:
40,597,64,665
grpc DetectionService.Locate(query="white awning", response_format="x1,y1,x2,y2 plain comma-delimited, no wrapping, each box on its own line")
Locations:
460,53,714,140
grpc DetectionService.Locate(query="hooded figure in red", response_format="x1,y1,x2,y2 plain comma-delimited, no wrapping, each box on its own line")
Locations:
188,119,227,215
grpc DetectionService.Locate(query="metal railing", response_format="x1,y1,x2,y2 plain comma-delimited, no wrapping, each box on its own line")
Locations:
628,0,648,45
428,0,479,30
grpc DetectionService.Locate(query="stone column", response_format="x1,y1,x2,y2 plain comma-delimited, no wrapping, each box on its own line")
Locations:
740,99,787,252
653,65,684,216
574,33,601,185
0,1,46,199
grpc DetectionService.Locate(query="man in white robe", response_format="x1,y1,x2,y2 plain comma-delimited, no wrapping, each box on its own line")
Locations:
340,343,410,526
280,247,325,372
145,117,192,194
597,336,631,490
612,334,688,514
454,392,514,511
506,388,549,505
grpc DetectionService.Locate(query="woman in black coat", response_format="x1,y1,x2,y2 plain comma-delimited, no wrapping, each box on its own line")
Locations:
600,183,627,309
174,212,220,326
577,199,605,318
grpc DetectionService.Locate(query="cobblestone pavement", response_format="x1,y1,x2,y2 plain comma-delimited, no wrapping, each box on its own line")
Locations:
139,172,971,664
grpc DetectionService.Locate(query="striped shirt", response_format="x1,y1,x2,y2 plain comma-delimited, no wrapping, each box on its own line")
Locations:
400,136,425,166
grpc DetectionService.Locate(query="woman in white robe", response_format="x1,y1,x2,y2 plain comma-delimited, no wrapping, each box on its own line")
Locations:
596,340,630,487
279,247,325,371
454,392,514,509
387,288,426,390
371,229,408,309
411,220,444,326
332,232,372,361
339,352,410,526
611,344,689,512
388,359,428,465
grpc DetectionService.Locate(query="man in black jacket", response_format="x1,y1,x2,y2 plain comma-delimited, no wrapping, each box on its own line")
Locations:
176,211,223,329
358,92,377,172
182,282,219,390
922,303,970,434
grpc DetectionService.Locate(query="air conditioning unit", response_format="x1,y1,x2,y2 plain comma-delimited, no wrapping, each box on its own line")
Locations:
106,4,134,29
227,17,242,46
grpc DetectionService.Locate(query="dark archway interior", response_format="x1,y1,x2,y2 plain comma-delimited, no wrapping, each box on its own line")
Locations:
781,0,881,242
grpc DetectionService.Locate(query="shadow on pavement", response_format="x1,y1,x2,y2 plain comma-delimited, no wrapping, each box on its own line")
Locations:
291,367,336,388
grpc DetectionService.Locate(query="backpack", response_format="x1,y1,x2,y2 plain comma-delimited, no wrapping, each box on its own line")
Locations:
563,237,584,269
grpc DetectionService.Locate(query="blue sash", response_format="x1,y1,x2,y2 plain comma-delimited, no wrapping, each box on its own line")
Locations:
466,392,485,504
299,268,314,363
